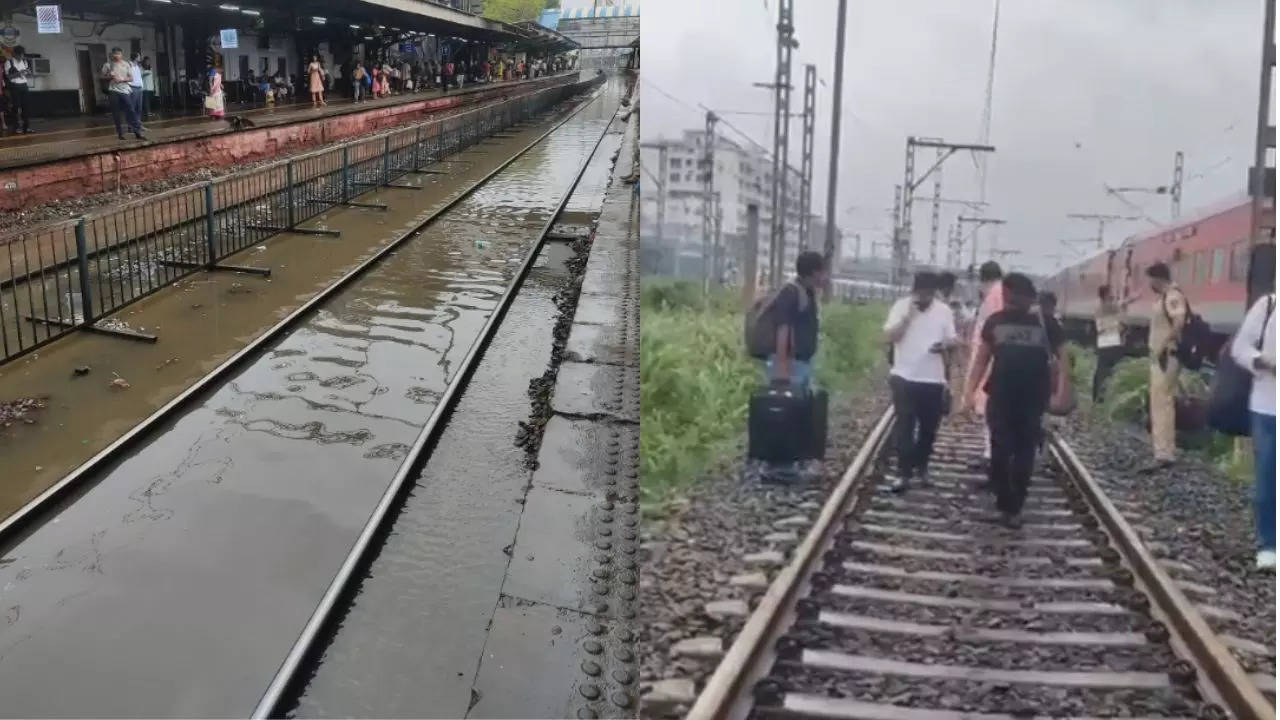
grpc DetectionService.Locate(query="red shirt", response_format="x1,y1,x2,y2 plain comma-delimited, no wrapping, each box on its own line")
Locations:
444,62,454,75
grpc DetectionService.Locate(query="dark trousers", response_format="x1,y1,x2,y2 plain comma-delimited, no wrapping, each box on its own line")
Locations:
889,376,945,479
8,83,29,131
987,396,1043,515
129,88,143,123
1093,346,1124,402
109,91,142,136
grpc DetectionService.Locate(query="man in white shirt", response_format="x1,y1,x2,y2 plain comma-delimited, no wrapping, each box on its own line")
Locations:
1230,290,1276,569
883,271,958,492
128,53,145,131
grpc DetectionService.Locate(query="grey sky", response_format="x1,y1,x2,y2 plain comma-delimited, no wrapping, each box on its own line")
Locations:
640,0,1269,274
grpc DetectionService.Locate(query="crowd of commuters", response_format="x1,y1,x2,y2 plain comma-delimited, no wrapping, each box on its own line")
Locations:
748,251,1274,566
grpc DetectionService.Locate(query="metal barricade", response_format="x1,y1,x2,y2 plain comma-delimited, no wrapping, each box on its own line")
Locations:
0,78,590,365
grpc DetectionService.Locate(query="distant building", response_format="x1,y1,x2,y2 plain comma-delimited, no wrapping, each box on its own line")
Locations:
640,129,808,286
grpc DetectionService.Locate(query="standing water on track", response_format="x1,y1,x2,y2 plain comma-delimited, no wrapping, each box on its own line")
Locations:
0,81,618,718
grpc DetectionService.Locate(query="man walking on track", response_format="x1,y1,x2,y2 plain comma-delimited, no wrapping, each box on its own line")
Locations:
1230,289,1275,569
1145,262,1185,472
965,261,1004,470
963,273,1067,529
883,272,957,493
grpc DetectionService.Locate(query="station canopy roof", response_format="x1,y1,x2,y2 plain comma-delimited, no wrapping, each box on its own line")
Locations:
44,0,578,49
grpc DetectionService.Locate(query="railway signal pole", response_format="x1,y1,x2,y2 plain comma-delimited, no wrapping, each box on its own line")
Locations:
1066,212,1140,249
898,137,995,285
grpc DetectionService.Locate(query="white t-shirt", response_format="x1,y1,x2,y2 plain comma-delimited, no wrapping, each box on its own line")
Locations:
884,297,957,385
5,57,29,85
1230,293,1276,416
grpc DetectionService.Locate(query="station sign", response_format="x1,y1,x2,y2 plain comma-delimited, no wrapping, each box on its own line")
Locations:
35,5,61,34
220,28,238,49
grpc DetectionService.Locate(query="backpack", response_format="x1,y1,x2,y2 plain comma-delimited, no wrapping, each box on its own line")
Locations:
1208,294,1274,436
745,281,807,359
1163,289,1213,371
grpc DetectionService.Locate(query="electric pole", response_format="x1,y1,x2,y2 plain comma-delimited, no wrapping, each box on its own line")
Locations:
899,137,995,285
800,63,816,251
930,145,944,267
703,110,717,293
1171,150,1183,220
958,215,1006,273
1247,0,1276,307
1066,212,1140,249
821,0,849,299
641,140,672,273
769,0,797,287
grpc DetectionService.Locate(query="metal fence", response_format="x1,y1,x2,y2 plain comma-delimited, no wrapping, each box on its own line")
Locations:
0,79,593,365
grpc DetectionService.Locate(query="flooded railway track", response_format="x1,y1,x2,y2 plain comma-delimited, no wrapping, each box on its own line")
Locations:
683,411,1274,720
0,75,620,718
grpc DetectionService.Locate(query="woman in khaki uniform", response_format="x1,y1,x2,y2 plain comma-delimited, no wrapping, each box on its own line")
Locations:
1145,262,1185,472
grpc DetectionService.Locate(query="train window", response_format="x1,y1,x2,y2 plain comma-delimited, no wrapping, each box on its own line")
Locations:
1193,250,1208,284
1211,248,1226,282
1230,240,1249,281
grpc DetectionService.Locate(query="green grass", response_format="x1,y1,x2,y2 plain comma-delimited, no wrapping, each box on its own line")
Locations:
1068,344,1253,483
640,278,886,509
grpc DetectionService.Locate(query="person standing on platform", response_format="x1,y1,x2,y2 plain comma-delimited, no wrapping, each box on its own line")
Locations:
443,59,454,93
352,61,368,103
964,261,1004,470
141,57,156,118
963,273,1066,528
0,66,8,134
128,53,145,125
883,272,958,493
4,46,32,134
102,48,145,140
307,56,326,107
1231,289,1276,569
205,65,225,119
1144,262,1185,473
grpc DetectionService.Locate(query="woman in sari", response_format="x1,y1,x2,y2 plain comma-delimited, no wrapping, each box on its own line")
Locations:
206,66,225,118
307,56,326,107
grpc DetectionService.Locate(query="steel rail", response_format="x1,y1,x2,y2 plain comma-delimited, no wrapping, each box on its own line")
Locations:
249,77,625,718
687,406,896,720
0,75,608,550
1047,432,1274,720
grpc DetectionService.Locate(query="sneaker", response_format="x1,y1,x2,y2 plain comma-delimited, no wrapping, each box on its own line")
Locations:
1257,550,1276,570
888,475,911,494
916,470,930,488
1000,512,1023,530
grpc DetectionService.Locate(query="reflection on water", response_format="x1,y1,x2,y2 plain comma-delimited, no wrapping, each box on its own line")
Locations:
0,80,618,719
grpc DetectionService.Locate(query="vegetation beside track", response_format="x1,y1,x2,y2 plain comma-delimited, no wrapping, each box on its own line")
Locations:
1066,343,1252,482
639,277,886,510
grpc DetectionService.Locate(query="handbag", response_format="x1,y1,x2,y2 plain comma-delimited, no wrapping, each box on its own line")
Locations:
1208,295,1274,436
1038,311,1076,416
203,95,216,110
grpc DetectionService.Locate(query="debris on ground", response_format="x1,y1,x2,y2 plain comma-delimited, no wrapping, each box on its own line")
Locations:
0,396,48,427
110,375,131,390
72,365,91,377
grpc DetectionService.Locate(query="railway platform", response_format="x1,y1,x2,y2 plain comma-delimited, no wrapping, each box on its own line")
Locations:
0,71,579,212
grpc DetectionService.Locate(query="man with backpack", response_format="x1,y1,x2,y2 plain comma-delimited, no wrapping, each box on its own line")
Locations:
884,272,958,492
962,273,1067,528
759,251,826,389
1145,262,1187,472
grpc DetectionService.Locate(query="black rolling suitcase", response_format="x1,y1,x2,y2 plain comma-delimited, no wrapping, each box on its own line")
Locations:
748,385,828,463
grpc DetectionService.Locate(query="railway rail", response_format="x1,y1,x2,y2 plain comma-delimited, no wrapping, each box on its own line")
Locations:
0,74,620,718
685,409,1274,720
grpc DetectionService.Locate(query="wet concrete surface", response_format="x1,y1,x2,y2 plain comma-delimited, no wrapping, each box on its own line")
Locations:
289,73,634,719
469,85,641,719
0,80,615,718
0,83,593,522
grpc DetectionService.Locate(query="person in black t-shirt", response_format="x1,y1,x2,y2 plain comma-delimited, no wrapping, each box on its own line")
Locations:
766,251,827,390
961,273,1067,528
